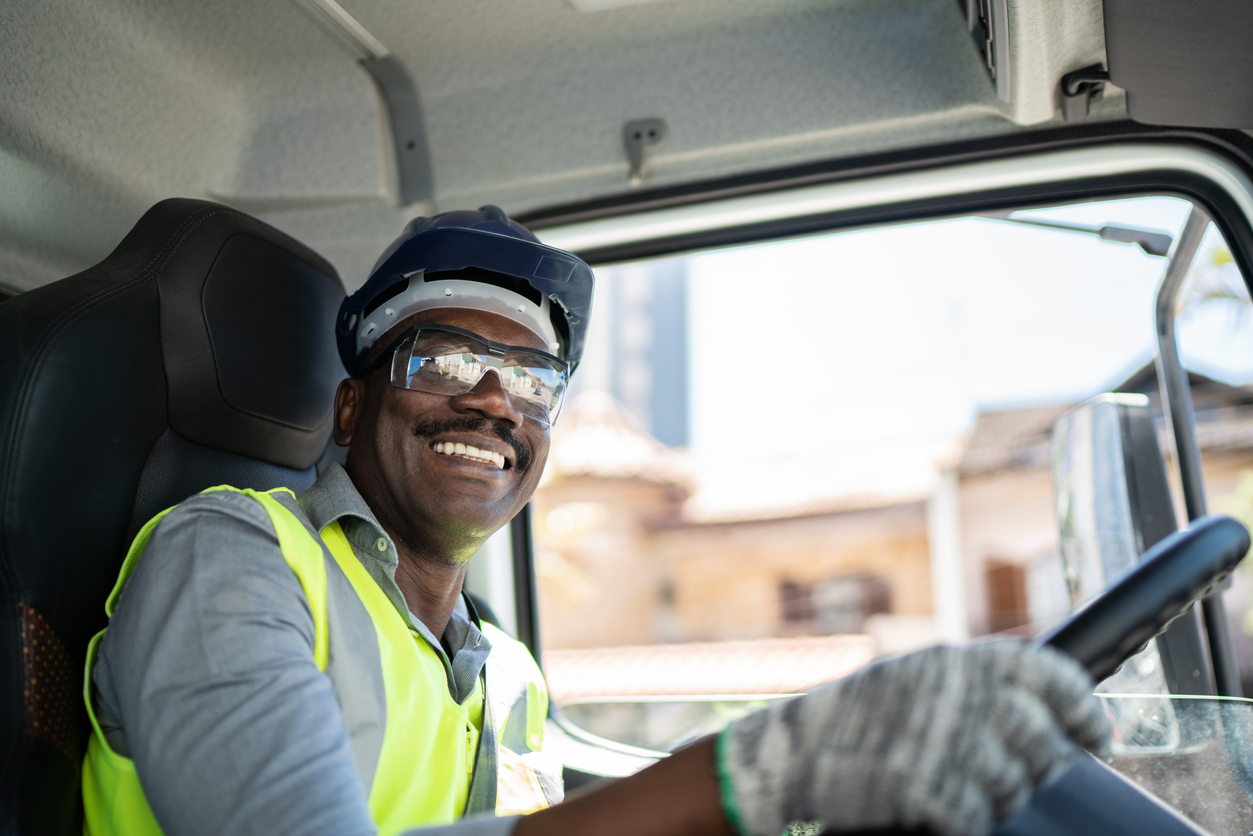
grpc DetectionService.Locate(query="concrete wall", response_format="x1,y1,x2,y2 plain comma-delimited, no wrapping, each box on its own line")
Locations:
534,470,934,651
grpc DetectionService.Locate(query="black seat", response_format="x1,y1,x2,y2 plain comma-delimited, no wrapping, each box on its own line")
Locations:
0,199,346,834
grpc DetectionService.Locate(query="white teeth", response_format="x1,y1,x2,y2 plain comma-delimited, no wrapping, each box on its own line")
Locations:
431,441,506,469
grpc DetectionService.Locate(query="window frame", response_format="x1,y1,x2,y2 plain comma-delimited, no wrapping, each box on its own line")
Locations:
507,135,1253,756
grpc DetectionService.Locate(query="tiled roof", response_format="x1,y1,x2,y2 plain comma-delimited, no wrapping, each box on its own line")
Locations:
543,634,876,702
541,390,686,486
958,403,1071,476
957,370,1253,479
1194,407,1253,451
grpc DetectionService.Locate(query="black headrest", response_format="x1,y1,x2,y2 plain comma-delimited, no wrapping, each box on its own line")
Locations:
0,198,345,835
155,202,345,464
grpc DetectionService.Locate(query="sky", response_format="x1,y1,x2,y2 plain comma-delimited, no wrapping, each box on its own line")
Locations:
678,196,1252,459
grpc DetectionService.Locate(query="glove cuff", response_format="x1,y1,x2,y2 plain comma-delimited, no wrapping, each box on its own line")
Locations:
715,726,753,836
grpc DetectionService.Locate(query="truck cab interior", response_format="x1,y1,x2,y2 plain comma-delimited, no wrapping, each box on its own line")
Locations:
4,1,1253,834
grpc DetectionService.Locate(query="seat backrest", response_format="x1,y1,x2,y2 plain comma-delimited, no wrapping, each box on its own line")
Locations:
0,199,345,835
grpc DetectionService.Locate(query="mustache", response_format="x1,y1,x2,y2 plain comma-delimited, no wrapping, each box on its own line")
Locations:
412,416,533,473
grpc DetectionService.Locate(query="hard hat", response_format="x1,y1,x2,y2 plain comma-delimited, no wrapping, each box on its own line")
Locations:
336,205,594,375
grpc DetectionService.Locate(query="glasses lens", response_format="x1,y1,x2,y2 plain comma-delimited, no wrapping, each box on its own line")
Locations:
498,361,566,424
391,329,567,425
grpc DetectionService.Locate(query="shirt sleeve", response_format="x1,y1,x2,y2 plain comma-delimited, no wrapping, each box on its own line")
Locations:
402,814,521,836
93,491,527,836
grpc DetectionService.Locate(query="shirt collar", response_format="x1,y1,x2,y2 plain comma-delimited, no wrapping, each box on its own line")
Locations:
297,463,492,703
299,462,388,544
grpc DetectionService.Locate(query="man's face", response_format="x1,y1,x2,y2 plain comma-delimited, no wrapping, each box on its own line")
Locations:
334,307,553,561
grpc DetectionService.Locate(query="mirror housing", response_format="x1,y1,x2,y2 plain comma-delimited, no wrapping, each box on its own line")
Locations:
1050,394,1217,697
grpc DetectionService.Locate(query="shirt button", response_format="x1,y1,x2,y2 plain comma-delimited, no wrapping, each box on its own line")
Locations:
376,537,388,552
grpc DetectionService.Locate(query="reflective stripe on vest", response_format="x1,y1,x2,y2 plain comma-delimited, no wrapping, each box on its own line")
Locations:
82,486,555,836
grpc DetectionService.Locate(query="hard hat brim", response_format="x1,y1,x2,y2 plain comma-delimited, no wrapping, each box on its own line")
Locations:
338,226,593,375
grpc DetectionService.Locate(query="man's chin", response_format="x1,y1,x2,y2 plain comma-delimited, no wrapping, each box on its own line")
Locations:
408,494,520,542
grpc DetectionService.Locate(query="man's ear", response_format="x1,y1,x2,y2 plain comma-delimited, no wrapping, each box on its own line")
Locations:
333,378,368,447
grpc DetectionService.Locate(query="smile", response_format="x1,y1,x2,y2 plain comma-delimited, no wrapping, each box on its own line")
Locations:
432,441,507,470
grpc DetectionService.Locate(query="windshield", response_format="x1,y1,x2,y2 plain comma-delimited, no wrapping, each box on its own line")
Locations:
1100,694,1253,834
462,194,1253,820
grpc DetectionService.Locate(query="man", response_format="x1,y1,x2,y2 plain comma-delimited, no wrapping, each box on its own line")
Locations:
83,206,1109,836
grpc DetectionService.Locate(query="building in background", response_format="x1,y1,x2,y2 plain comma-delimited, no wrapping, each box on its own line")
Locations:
954,363,1253,691
575,259,689,447
534,389,951,671
955,402,1072,637
536,365,1253,699
539,258,1253,718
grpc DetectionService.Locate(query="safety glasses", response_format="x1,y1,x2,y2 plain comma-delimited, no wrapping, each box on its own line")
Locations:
376,324,569,426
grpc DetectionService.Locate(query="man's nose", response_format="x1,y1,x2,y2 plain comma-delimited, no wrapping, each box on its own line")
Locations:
448,369,525,428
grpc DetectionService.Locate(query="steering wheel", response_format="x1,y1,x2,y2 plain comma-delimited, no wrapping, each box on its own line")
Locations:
1035,515,1249,681
848,515,1249,836
992,514,1251,836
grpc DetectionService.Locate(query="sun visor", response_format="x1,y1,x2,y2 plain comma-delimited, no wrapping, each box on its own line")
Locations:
1104,0,1253,128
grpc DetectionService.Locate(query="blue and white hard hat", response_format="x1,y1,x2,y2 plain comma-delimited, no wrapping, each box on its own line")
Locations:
337,205,594,375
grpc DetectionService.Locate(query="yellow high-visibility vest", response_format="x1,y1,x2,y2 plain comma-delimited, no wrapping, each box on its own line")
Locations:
82,486,554,836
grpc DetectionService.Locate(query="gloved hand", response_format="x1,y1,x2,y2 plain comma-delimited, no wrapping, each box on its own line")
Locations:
716,642,1111,836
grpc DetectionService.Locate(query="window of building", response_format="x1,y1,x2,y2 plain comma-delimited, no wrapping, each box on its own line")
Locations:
780,576,891,635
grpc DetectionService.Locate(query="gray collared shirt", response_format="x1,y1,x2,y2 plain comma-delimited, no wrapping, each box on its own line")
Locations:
300,464,492,704
91,464,517,836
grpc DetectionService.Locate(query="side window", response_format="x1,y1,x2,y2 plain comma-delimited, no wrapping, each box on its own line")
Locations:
1175,222,1253,698
533,195,1231,754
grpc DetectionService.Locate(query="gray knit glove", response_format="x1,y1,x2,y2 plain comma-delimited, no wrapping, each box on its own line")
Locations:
717,642,1111,836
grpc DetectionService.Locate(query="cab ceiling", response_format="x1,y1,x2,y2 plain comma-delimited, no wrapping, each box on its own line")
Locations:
0,0,1112,293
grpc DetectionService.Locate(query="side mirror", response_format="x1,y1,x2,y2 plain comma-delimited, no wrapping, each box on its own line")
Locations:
1051,393,1176,601
1051,394,1217,750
